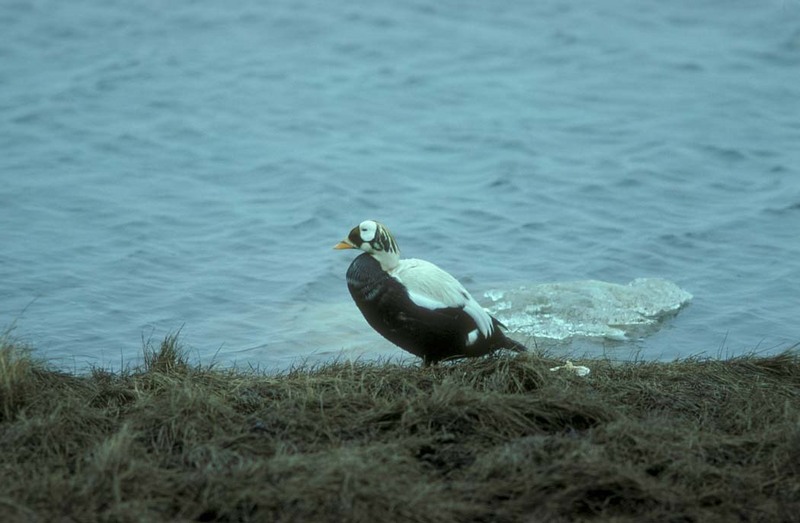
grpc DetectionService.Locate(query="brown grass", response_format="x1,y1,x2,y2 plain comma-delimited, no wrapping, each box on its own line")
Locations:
1,334,798,522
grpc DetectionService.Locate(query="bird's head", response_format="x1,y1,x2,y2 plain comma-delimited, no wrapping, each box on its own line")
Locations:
334,220,400,270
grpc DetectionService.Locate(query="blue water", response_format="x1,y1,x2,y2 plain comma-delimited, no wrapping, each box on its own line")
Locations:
2,0,799,370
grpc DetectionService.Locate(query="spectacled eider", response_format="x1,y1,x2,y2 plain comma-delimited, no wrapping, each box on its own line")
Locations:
334,220,527,365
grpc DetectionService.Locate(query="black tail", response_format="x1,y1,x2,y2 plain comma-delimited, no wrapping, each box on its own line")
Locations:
502,334,528,353
492,317,527,353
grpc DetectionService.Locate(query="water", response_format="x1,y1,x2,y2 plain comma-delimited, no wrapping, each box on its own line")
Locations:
2,0,799,371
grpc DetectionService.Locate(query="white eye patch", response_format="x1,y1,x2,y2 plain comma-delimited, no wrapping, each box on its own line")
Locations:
359,220,377,242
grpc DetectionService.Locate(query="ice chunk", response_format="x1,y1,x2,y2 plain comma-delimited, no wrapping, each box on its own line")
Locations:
484,278,692,341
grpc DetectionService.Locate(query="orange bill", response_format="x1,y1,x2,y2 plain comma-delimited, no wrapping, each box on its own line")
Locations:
333,240,355,250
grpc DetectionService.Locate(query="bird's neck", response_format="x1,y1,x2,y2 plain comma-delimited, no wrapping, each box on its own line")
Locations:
371,250,400,272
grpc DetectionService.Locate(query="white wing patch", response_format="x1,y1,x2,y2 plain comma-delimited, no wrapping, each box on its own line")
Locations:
390,258,494,341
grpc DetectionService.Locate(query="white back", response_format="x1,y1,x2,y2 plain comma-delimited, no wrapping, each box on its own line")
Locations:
389,258,494,341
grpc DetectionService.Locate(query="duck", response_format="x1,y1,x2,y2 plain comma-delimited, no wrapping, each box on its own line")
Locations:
334,220,527,365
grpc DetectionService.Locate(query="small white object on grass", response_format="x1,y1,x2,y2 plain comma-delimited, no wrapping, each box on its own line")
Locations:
549,360,591,377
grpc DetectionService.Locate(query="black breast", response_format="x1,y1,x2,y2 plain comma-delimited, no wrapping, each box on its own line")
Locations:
345,253,483,364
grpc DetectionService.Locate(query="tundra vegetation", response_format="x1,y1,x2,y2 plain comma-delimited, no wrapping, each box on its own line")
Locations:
1,334,798,522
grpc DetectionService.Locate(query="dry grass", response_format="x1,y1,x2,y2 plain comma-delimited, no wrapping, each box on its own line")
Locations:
1,334,799,522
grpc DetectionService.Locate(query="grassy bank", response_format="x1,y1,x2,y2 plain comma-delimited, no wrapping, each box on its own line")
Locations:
1,336,799,522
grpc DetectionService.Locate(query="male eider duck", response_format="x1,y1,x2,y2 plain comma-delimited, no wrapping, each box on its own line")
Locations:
334,220,527,365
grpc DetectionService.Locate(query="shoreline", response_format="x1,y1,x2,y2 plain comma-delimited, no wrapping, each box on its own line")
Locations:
1,335,798,521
